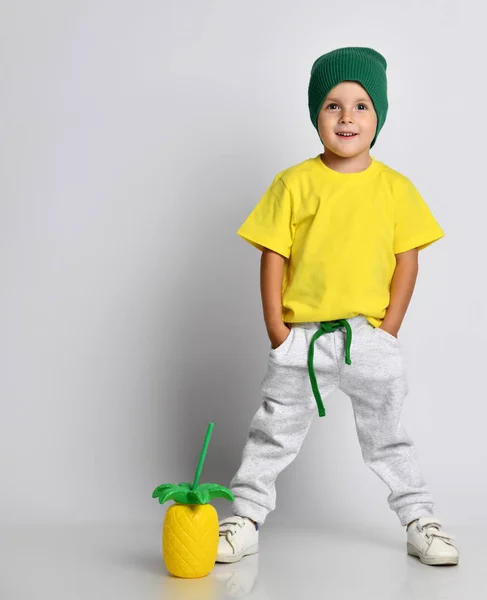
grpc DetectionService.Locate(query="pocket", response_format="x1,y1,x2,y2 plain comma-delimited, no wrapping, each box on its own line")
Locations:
374,326,399,344
270,327,294,356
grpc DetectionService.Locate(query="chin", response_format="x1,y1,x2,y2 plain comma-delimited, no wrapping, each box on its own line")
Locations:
324,139,371,157
327,145,367,157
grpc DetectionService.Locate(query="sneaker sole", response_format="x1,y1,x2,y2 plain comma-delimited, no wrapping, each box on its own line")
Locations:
407,542,459,566
215,543,259,563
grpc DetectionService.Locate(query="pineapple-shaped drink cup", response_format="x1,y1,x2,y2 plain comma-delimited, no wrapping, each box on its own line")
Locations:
152,422,234,578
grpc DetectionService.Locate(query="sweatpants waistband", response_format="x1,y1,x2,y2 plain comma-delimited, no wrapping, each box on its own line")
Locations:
289,315,371,332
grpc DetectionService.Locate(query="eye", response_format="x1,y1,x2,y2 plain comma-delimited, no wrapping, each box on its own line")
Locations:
325,103,368,110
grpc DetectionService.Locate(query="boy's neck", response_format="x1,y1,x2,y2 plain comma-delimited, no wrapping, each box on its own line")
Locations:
320,149,373,174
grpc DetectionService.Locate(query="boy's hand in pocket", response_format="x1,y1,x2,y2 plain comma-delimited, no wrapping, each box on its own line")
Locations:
270,323,291,349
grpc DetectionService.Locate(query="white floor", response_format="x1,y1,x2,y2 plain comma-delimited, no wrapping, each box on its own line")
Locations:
0,521,481,599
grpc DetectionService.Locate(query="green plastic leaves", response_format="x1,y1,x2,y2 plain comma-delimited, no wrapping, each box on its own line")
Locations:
152,481,234,505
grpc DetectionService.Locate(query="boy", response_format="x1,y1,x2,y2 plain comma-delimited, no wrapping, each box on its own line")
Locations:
216,47,458,567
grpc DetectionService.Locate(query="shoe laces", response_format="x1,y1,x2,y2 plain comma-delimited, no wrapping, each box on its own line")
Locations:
218,516,248,538
417,517,456,542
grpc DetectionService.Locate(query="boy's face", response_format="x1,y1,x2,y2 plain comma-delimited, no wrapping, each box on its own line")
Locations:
317,81,378,157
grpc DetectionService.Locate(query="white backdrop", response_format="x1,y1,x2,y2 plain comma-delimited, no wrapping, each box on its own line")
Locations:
1,0,484,527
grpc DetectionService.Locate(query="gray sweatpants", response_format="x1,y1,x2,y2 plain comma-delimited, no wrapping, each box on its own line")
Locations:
230,315,435,527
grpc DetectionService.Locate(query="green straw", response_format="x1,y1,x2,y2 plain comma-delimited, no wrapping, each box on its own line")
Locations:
192,422,214,490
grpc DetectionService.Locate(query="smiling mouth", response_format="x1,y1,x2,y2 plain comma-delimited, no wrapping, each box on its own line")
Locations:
336,132,358,138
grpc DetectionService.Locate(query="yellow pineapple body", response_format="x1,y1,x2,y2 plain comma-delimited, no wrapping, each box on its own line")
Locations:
163,502,219,578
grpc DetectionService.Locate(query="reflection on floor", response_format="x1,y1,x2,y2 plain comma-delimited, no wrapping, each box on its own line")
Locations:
0,521,477,600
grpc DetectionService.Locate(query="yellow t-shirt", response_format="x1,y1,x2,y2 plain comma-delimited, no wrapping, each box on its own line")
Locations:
237,154,445,328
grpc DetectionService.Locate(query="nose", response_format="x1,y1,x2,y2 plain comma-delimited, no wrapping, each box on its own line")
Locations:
339,111,353,124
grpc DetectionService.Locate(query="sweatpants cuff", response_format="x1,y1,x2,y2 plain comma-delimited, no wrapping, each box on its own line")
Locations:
232,498,268,527
397,503,435,526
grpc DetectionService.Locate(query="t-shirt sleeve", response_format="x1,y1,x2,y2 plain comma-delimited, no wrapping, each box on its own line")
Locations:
237,175,295,258
393,176,445,254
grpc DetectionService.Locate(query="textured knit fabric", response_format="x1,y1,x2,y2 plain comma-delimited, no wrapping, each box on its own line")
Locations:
308,46,388,148
237,154,445,327
229,316,435,527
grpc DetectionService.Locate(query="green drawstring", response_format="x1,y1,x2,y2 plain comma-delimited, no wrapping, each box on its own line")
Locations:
307,319,352,417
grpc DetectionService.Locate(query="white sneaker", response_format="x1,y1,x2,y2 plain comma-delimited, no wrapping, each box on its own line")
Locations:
216,516,259,563
407,516,459,566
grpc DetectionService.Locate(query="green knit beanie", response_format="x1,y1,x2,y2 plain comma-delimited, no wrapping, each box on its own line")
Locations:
308,47,388,149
